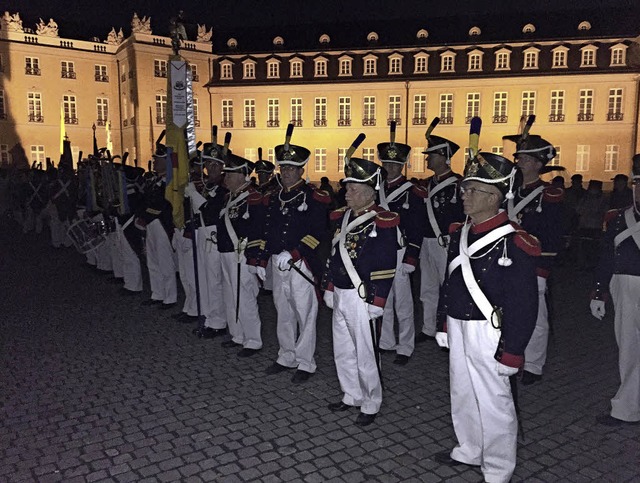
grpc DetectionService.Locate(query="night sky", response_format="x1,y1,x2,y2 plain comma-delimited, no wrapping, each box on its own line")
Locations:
5,0,638,41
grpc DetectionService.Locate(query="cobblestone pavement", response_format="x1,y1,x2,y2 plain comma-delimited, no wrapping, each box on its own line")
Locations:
1,218,639,483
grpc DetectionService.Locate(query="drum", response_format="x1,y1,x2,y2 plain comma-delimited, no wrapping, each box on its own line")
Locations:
67,218,107,253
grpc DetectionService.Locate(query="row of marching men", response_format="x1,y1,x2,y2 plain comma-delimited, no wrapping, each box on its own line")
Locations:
63,114,638,483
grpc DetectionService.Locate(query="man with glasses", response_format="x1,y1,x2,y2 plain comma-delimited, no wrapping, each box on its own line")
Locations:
433,150,540,483
417,119,465,344
254,124,331,384
590,154,640,426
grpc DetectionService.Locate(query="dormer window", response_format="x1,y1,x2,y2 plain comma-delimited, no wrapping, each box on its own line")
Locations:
469,26,481,36
416,29,428,39
414,52,429,74
551,46,569,68
242,59,256,79
610,44,627,66
220,60,233,80
495,48,511,71
522,23,536,34
319,34,330,44
314,57,328,77
388,54,403,75
273,36,284,46
440,51,456,73
363,54,378,76
266,58,281,78
290,58,303,78
523,47,540,69
338,56,352,76
367,32,379,42
580,45,598,67
578,21,591,31
467,49,483,72
227,38,237,49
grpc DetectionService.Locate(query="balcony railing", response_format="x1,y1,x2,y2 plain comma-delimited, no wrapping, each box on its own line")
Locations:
577,112,594,122
64,116,78,124
95,74,109,82
387,118,401,126
492,115,508,124
267,119,280,128
291,119,303,127
221,120,233,128
362,118,376,126
28,113,44,123
465,116,478,124
548,114,565,122
61,70,76,79
154,69,167,78
314,118,327,127
607,112,623,121
440,116,453,125
338,118,351,126
413,117,427,125
96,119,107,126
243,119,256,128
26,67,41,75
156,116,165,124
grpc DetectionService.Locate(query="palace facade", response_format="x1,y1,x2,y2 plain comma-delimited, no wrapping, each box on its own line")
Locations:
1,10,639,184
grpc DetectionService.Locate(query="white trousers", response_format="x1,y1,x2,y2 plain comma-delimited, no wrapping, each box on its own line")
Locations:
220,251,262,349
197,226,226,330
174,229,202,316
272,257,318,373
263,258,274,291
95,236,113,273
610,274,640,422
524,276,548,375
380,248,415,356
419,237,448,336
119,224,142,292
146,219,177,304
48,204,72,248
332,287,382,415
448,317,518,483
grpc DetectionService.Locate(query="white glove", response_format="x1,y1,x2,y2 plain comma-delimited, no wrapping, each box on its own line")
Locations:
184,182,197,198
323,290,334,309
367,304,384,319
497,362,519,376
590,300,606,320
247,265,257,275
185,182,206,211
401,263,416,275
256,266,266,281
275,251,293,270
435,332,449,349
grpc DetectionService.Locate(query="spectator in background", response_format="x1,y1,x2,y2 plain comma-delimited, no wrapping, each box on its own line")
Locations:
551,175,565,189
608,174,633,210
576,180,608,270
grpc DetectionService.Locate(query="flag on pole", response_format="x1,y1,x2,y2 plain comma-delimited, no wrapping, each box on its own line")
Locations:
60,103,66,154
164,55,193,228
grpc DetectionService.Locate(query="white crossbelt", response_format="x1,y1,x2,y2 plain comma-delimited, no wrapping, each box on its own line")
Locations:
614,207,640,249
379,181,413,210
426,176,458,242
223,190,249,258
507,185,544,221
52,180,71,200
449,223,516,326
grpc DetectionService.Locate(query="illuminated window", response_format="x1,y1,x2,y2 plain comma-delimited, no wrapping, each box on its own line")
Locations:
155,94,166,124
315,148,326,172
576,145,590,171
154,59,168,78
61,61,76,79
222,99,233,128
605,145,619,171
96,98,109,125
244,99,256,127
493,92,508,123
267,98,279,127
439,93,453,123
30,145,45,164
521,91,536,117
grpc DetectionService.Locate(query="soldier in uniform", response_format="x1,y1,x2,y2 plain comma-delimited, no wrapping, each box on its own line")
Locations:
376,122,427,365
255,124,331,383
417,118,465,343
503,127,565,385
590,154,640,426
136,140,177,308
118,164,146,294
184,134,230,338
322,138,400,426
48,163,77,248
217,152,265,357
254,148,277,194
434,149,540,483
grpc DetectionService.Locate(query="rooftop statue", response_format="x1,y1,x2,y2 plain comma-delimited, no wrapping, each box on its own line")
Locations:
2,11,24,33
36,17,59,37
197,24,213,42
131,12,152,34
105,27,124,45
